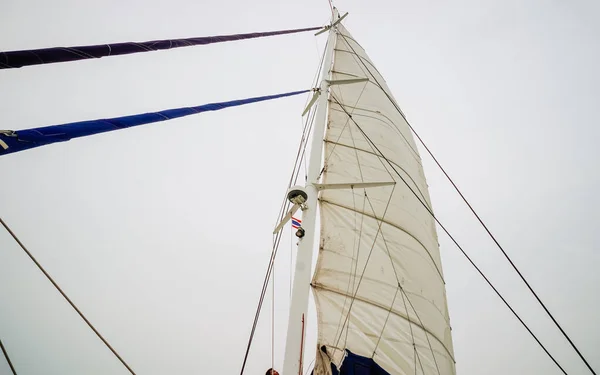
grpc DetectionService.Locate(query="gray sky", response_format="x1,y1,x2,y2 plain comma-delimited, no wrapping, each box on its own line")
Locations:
1,0,599,374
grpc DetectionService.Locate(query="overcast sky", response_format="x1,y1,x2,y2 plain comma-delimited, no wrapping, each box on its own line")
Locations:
1,0,599,374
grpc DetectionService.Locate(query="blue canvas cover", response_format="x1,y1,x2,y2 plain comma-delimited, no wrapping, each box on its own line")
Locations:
0,27,320,69
314,348,390,375
0,90,309,156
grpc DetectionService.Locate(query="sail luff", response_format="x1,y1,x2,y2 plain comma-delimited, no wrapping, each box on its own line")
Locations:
312,23,455,375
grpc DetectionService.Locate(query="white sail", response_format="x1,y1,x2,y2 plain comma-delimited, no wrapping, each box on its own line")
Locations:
312,24,456,375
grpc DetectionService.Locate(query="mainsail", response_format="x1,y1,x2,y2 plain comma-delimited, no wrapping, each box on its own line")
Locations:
311,24,456,374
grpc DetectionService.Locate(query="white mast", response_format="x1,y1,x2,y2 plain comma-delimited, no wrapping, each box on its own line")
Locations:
281,8,338,375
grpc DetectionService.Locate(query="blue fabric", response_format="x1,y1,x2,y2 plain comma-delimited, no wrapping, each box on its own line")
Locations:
0,90,309,156
0,27,321,69
313,349,390,375
336,350,390,375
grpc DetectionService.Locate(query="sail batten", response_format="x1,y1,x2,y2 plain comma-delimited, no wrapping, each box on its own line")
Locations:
312,24,455,375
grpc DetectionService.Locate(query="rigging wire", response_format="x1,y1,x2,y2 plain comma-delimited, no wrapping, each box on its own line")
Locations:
239,74,321,374
0,217,136,375
337,31,597,375
239,232,283,375
290,224,293,300
329,183,396,354
296,38,328,185
329,94,569,375
399,288,427,375
0,336,17,375
327,102,449,372
272,262,276,372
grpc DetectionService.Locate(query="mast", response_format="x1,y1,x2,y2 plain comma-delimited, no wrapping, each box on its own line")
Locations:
282,8,338,375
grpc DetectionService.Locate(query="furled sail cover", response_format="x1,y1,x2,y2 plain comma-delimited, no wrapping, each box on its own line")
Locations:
312,25,456,375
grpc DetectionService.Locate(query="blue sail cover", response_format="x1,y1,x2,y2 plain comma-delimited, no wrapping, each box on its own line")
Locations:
315,349,390,375
0,90,310,156
0,26,321,69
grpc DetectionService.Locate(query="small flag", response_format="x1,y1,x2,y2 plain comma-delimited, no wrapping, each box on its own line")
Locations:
291,217,302,229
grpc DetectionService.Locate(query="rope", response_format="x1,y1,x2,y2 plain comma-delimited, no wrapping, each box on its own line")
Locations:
338,31,596,374
0,217,136,375
330,94,569,375
0,336,17,375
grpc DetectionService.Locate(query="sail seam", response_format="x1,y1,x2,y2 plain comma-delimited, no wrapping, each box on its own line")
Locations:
321,78,370,180
320,199,445,282
324,139,431,209
329,65,418,163
333,49,385,81
328,102,422,165
312,283,455,361
364,193,442,374
315,264,450,325
371,188,445,374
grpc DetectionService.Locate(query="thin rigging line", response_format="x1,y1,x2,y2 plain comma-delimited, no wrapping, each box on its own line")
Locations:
272,262,275,372
371,287,399,357
399,287,442,375
241,64,324,372
400,289,426,375
329,96,569,374
301,37,329,182
362,173,445,372
338,125,363,350
295,108,317,185
329,186,366,353
331,186,396,353
240,231,283,375
241,91,317,374
243,47,324,372
338,30,595,375
0,217,136,375
0,336,17,375
364,193,442,375
327,101,445,284
326,81,371,350
290,224,293,300
320,82,369,179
